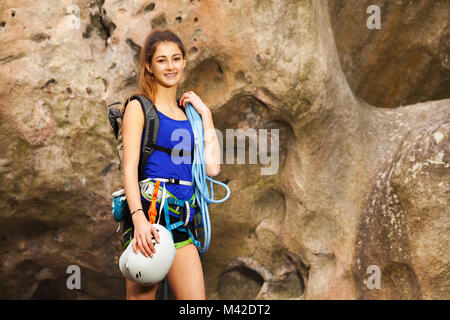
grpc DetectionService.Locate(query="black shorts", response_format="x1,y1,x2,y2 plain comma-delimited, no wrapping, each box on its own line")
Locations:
122,198,198,250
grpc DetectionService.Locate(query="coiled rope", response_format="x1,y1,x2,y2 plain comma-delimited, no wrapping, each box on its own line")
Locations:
185,102,231,255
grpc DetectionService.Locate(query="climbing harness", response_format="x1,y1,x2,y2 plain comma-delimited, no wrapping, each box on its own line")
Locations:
139,177,201,249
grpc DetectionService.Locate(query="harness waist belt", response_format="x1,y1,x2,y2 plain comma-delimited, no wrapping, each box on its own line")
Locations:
139,178,196,208
140,177,192,186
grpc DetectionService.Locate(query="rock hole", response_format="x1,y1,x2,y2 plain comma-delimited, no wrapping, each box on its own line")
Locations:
126,38,142,66
151,13,167,29
101,78,108,91
144,3,155,12
268,270,304,298
31,33,51,43
31,279,58,299
218,265,264,299
217,64,223,75
83,1,116,45
82,25,93,39
189,47,198,55
42,79,56,89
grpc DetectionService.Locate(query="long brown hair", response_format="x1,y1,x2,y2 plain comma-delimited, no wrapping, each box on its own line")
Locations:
121,29,187,109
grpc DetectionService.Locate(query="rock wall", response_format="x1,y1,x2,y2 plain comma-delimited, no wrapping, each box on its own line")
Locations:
330,0,450,108
0,0,448,299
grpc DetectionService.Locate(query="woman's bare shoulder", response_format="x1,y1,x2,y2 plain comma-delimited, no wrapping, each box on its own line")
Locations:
122,99,145,134
123,99,144,121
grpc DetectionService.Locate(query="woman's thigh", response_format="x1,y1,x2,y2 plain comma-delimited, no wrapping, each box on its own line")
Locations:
166,243,205,300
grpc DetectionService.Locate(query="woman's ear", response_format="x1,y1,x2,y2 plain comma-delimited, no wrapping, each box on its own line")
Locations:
145,63,152,74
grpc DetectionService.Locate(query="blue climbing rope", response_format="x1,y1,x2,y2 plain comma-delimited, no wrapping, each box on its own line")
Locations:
185,102,231,255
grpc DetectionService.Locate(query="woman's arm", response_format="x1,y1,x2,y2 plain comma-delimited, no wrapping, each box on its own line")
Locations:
122,99,159,257
200,109,221,177
122,99,144,221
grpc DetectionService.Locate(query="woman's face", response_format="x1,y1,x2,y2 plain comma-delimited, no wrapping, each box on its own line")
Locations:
147,41,186,87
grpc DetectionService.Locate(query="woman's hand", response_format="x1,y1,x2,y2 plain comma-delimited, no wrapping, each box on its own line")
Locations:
179,91,211,116
131,212,160,258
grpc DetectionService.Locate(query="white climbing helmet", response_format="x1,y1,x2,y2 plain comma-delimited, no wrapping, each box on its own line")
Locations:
119,224,176,285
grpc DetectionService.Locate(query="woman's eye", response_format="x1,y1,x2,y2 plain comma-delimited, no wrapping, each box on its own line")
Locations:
157,57,180,63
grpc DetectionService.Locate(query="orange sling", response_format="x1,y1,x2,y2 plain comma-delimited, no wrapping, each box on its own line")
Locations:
148,180,160,224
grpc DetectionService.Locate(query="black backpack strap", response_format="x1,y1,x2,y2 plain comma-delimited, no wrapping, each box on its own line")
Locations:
148,143,192,157
123,95,160,181
139,96,159,181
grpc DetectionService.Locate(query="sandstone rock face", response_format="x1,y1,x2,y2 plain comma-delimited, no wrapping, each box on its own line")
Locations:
354,106,449,299
0,0,448,299
330,0,450,108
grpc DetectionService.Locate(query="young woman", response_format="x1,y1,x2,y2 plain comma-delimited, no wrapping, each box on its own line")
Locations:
121,29,221,300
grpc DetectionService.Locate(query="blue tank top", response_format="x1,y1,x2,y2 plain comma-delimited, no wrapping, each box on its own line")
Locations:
140,106,195,203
